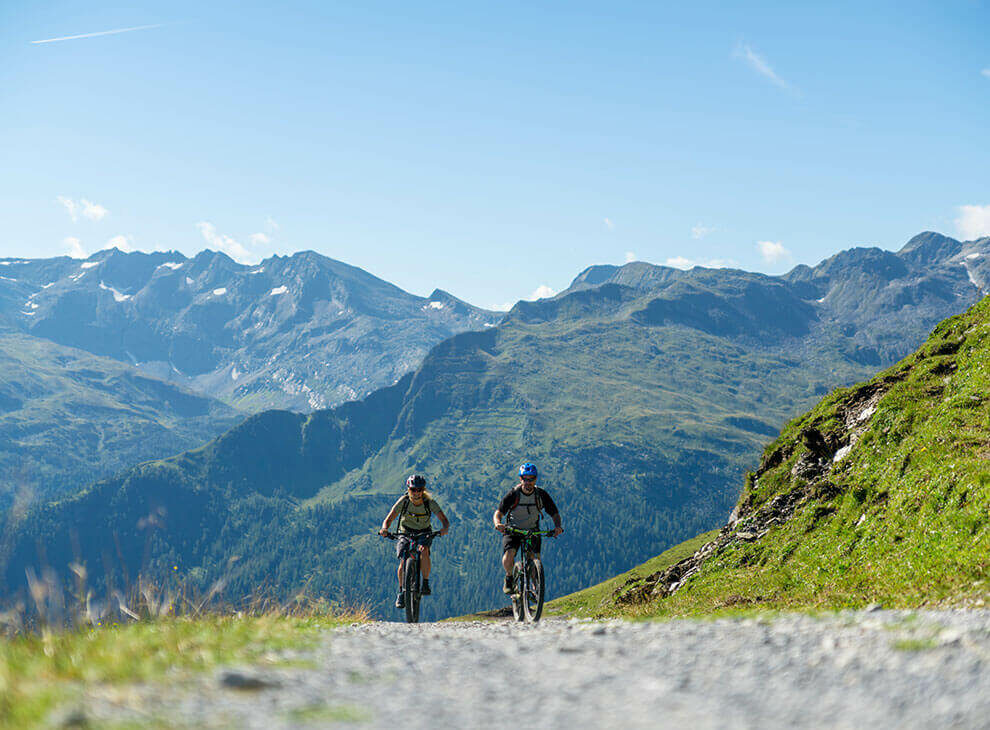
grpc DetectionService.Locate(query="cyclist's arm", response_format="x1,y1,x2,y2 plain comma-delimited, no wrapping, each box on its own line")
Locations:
540,489,563,534
379,498,403,535
434,506,451,535
494,489,516,532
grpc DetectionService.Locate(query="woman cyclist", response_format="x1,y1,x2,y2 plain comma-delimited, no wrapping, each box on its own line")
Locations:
379,474,450,608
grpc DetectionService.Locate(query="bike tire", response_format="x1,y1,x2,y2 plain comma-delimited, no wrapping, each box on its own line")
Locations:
522,558,545,622
404,556,421,624
510,563,525,622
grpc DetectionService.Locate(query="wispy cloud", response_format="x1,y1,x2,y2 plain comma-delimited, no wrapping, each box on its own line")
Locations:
734,43,793,92
757,240,791,264
249,232,271,246
57,196,108,222
196,222,258,264
31,23,165,45
603,218,614,230
982,69,990,79
691,224,715,240
956,205,990,240
64,237,86,258
624,252,636,263
81,199,107,221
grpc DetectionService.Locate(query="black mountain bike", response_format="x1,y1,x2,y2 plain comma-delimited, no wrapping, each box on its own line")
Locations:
505,527,555,623
382,531,442,623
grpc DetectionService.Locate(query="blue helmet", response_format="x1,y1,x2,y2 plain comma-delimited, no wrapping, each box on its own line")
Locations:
518,462,538,479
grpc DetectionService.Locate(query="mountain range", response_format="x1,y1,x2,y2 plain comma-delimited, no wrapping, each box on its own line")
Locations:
2,231,988,619
0,249,497,507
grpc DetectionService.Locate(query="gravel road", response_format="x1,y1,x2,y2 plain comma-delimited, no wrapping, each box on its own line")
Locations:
78,610,990,729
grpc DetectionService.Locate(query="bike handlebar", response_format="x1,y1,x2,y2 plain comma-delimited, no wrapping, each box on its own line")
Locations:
380,530,444,540
502,527,557,537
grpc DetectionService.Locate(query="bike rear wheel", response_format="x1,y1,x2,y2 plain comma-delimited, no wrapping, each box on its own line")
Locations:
403,556,421,623
510,562,525,621
522,558,544,622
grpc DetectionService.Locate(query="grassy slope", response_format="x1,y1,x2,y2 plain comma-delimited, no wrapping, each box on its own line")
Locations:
544,530,719,618
553,297,990,618
0,613,356,728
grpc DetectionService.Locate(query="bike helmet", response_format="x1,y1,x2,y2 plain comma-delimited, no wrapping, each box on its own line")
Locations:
518,462,538,479
406,474,426,489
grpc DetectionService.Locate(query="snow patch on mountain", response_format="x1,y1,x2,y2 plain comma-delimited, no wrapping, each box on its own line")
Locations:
158,261,185,270
426,301,445,310
213,288,227,296
269,286,288,296
99,282,132,302
80,262,101,270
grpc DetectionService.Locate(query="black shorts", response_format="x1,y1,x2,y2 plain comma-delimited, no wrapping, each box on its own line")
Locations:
502,533,541,555
396,529,434,559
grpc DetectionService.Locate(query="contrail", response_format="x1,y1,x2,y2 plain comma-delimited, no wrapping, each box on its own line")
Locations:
31,23,165,45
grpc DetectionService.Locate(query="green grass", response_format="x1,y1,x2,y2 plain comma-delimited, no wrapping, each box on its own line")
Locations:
595,297,990,619
544,530,720,618
0,613,357,729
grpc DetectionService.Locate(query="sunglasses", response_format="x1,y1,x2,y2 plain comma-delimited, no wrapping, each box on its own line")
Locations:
521,476,536,482
408,486,425,492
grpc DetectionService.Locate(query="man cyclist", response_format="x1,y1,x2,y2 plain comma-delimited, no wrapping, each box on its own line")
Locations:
493,462,563,594
379,474,450,609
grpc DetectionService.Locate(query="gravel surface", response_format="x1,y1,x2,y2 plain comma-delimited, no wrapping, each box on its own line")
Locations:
77,610,990,729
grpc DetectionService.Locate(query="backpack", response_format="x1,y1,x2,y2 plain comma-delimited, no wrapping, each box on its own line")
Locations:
397,494,432,525
505,486,545,516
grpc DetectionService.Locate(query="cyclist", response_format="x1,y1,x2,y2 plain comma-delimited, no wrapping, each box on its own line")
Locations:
493,462,563,594
379,474,450,609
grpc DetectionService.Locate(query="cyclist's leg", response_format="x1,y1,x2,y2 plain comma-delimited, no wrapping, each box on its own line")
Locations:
420,545,431,578
502,547,516,574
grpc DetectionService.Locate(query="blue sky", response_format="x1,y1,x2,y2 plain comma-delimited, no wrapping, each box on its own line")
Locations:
2,1,988,309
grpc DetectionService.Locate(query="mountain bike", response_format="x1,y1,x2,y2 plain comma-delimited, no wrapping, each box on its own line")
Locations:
505,527,556,623
382,530,442,623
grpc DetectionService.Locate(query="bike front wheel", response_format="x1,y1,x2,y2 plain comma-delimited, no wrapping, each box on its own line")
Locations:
522,558,544,622
403,556,421,624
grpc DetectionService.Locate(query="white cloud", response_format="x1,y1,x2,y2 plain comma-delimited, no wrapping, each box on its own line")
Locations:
64,236,86,258
196,222,258,264
982,69,990,79
665,255,738,270
491,284,559,311
757,240,791,264
734,43,793,92
624,251,636,263
956,205,990,240
665,256,696,270
81,199,108,221
265,216,279,233
106,234,134,252
706,258,738,269
691,224,715,239
57,196,78,222
249,232,271,246
528,285,556,300
57,196,108,222
603,218,614,230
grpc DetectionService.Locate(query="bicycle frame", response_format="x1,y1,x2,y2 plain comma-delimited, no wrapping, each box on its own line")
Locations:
382,530,442,623
504,527,555,622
